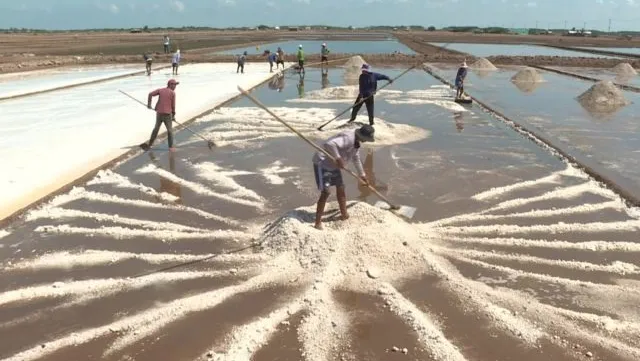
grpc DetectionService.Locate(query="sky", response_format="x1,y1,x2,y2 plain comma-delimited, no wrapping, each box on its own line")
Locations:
1,0,640,31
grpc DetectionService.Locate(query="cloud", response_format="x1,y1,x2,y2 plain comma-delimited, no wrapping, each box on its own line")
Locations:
627,0,637,6
94,1,119,14
170,0,185,11
218,0,236,6
526,1,537,6
293,0,311,4
266,1,276,7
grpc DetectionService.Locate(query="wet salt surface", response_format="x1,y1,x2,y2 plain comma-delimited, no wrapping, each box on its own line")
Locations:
430,42,621,59
430,63,640,199
546,65,640,88
0,66,639,360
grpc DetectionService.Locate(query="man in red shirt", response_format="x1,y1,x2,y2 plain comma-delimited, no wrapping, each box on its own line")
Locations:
140,79,178,151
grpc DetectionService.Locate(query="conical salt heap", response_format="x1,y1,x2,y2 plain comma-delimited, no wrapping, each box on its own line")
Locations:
342,56,366,86
469,58,498,70
577,80,630,113
611,62,637,77
511,67,544,83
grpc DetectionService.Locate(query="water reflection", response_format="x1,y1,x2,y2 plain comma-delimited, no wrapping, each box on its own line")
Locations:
453,111,465,132
147,151,183,203
321,69,330,89
357,148,389,201
297,77,305,98
512,80,542,94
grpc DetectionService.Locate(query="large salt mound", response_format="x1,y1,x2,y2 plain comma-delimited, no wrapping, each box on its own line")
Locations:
470,58,497,70
577,80,630,111
257,201,427,281
612,63,637,76
342,55,367,70
329,118,431,146
300,85,359,100
511,67,544,83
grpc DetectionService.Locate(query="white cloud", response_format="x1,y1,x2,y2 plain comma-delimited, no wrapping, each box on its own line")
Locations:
218,0,236,6
627,0,637,6
266,1,276,7
170,0,185,11
109,4,119,13
293,0,311,4
94,1,119,14
526,1,537,7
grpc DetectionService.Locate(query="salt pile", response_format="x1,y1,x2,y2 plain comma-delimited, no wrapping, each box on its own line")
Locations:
577,80,630,112
470,58,498,70
342,55,367,71
300,85,359,100
257,201,426,281
511,67,544,83
611,63,637,77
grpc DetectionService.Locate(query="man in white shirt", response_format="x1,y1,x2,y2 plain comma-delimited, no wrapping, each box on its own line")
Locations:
312,124,375,229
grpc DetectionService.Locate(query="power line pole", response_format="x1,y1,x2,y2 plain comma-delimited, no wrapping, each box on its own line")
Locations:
608,18,612,33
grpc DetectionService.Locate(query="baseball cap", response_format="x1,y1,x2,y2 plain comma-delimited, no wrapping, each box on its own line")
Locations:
167,79,179,86
361,63,371,72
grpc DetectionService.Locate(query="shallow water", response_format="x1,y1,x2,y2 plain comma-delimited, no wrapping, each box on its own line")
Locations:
548,66,640,88
213,39,415,55
432,63,640,198
576,46,640,56
431,42,620,58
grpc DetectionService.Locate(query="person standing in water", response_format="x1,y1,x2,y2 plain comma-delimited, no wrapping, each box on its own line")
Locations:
266,50,277,73
312,125,374,230
143,52,153,75
348,64,392,126
276,47,285,70
296,45,305,76
320,43,330,67
141,79,179,152
455,61,468,100
171,49,181,75
237,51,247,74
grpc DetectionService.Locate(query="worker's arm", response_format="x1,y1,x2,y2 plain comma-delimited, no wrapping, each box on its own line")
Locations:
147,89,159,109
374,73,392,83
352,150,368,184
171,92,176,118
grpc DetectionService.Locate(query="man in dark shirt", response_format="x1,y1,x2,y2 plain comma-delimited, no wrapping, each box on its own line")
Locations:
455,61,468,100
347,64,392,126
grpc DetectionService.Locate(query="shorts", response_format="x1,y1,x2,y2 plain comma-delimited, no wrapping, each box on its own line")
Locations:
321,55,328,62
455,78,463,88
298,60,304,67
313,163,343,191
172,62,178,67
276,60,284,65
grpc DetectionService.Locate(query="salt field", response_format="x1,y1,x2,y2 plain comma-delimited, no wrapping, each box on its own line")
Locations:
577,46,640,56
429,63,640,199
0,64,151,99
0,62,639,361
215,40,415,55
431,42,621,58
545,65,640,88
0,62,277,221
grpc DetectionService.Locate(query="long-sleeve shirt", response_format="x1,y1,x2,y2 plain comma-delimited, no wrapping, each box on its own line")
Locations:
237,54,246,65
321,47,330,55
296,49,304,61
172,52,181,64
148,87,175,115
268,53,277,62
312,130,366,177
358,72,391,97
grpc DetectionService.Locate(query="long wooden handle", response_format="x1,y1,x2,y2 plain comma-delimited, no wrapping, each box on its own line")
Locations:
316,64,417,131
237,86,400,208
119,90,148,108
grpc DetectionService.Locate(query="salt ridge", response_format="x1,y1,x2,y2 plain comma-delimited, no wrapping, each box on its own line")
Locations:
87,169,179,202
258,160,298,185
191,161,265,202
437,235,640,252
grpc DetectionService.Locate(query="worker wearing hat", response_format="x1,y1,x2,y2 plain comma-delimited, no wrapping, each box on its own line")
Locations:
348,63,392,126
296,44,305,75
321,43,330,67
141,79,179,152
312,124,375,229
455,61,468,100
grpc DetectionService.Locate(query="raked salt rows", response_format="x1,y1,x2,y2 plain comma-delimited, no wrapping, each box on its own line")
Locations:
1,142,640,361
1,80,640,359
0,63,275,222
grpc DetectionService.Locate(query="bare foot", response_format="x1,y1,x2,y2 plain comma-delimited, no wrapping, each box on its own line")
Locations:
314,223,323,230
169,147,176,152
340,214,350,221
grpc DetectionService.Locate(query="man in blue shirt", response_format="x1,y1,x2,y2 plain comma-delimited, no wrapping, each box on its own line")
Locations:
347,63,392,126
455,61,468,100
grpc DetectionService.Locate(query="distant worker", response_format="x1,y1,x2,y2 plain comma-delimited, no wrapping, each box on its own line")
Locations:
171,49,181,75
163,35,170,53
267,50,277,73
455,61,468,100
237,51,247,74
296,45,305,75
312,125,374,230
321,43,330,67
348,64,392,126
143,52,153,75
141,79,179,152
276,47,285,70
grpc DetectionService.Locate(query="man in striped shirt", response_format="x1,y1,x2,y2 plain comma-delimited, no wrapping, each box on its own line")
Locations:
140,79,178,152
